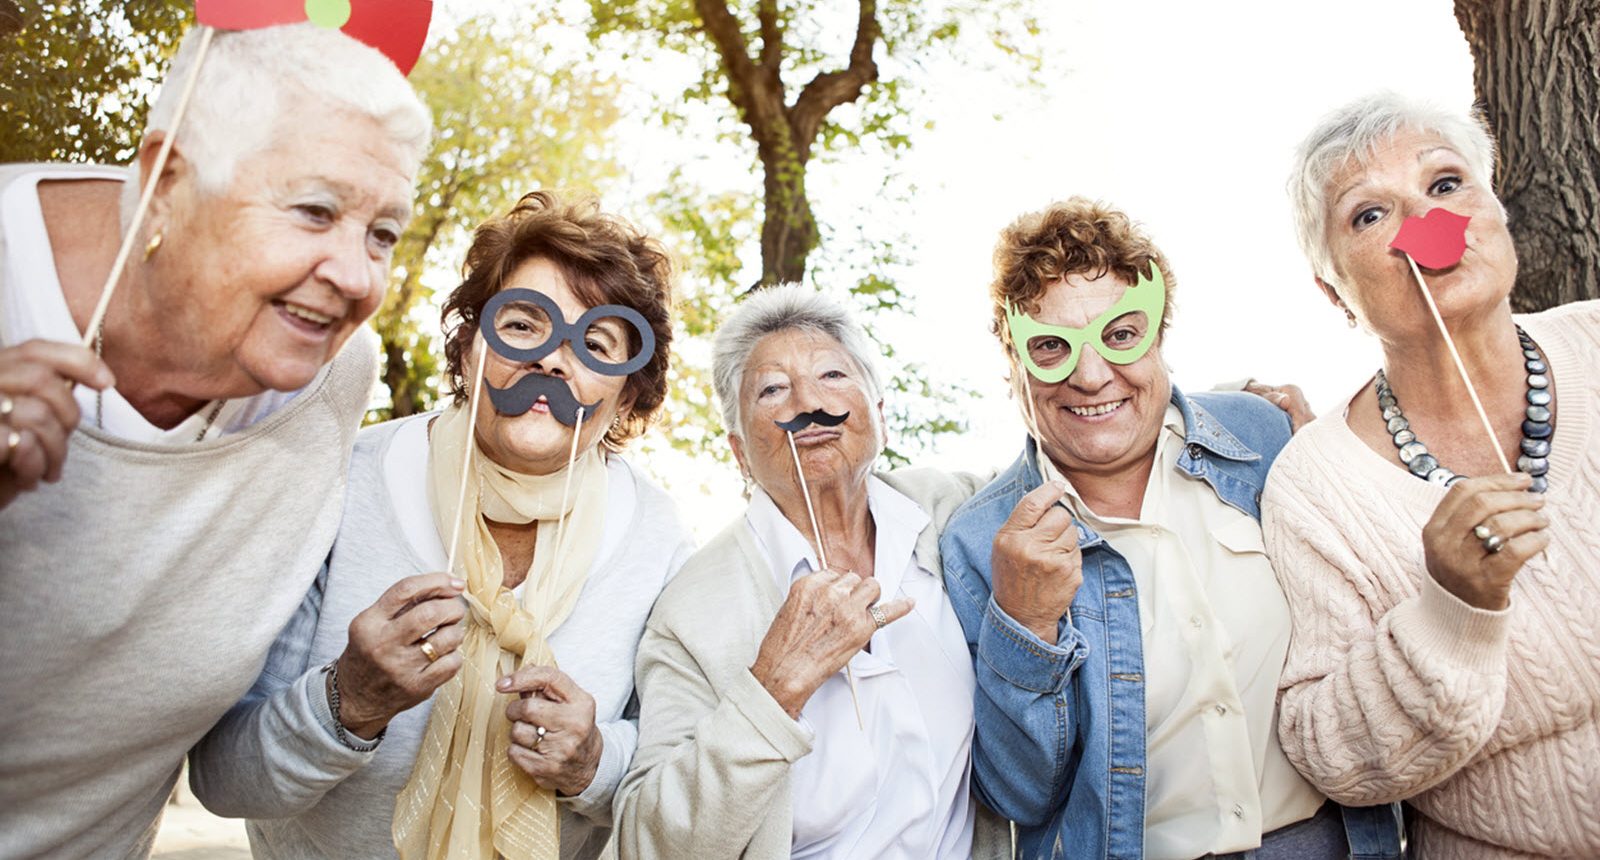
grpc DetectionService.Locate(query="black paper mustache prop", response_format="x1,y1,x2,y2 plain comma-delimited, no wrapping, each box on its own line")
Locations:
775,410,850,433
485,371,601,426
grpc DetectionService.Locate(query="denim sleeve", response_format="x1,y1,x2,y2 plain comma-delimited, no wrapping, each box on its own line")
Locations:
942,529,1089,827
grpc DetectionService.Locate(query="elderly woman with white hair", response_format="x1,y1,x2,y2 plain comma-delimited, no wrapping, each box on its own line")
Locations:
1263,93,1600,857
613,284,1009,859
0,23,429,857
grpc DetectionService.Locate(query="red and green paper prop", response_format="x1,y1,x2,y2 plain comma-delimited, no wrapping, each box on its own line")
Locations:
1389,207,1514,474
80,0,434,350
194,0,434,75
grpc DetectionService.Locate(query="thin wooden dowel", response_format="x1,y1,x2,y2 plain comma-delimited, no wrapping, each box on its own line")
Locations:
82,26,216,348
786,429,864,731
547,406,586,581
1404,255,1514,474
445,339,490,575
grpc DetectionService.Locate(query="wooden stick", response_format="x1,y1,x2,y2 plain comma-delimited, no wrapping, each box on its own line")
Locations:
786,429,864,731
1017,373,1060,485
547,406,586,580
445,338,490,575
82,26,216,348
1404,255,1514,474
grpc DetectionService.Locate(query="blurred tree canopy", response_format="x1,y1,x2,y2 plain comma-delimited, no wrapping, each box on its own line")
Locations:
0,1,192,164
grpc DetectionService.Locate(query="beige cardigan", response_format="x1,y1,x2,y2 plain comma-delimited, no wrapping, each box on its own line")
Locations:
613,467,1012,860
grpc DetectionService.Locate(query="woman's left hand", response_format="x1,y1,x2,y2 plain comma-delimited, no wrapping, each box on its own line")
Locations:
499,666,604,797
1245,380,1316,433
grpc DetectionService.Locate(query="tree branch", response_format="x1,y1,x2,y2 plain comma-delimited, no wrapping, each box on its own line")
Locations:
757,0,782,74
695,0,786,147
790,0,879,158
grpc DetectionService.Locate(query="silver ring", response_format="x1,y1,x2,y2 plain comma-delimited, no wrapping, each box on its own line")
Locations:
3,429,19,464
531,724,547,749
1483,533,1505,554
0,394,12,418
1472,524,1493,541
868,604,888,630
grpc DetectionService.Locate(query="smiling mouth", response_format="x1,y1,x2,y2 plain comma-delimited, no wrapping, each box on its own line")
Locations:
792,427,843,445
1065,399,1126,417
275,300,338,329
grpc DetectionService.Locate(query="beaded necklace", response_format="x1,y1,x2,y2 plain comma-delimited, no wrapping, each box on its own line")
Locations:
1375,325,1552,493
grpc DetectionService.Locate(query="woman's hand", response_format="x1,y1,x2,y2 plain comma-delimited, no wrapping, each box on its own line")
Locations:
499,667,604,796
1423,473,1550,611
1245,380,1316,433
333,573,467,738
991,480,1083,645
0,339,115,510
750,569,914,718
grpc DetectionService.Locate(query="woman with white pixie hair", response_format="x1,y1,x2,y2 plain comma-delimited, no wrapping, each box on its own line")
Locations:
1264,92,1600,857
614,284,1010,859
0,21,429,858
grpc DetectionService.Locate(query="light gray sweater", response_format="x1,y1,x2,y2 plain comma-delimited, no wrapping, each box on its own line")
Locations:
615,467,1014,860
0,254,376,860
188,414,694,859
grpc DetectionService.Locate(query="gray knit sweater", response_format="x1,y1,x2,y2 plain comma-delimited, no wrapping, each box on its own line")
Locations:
0,279,376,860
187,414,694,860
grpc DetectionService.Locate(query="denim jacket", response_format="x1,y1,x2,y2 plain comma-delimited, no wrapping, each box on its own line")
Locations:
940,388,1401,860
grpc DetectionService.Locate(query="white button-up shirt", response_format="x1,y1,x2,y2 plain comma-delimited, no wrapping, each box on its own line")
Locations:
1060,405,1325,859
744,477,976,860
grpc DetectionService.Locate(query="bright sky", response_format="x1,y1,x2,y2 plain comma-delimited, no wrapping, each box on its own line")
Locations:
439,0,1478,538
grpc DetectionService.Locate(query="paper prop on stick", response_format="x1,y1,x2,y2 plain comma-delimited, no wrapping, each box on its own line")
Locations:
477,288,654,425
195,0,434,74
775,408,865,729
1005,263,1166,384
79,0,435,349
1390,207,1470,269
1388,207,1514,474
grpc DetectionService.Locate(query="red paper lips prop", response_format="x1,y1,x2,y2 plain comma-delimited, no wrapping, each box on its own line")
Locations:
194,0,433,75
1389,207,1470,270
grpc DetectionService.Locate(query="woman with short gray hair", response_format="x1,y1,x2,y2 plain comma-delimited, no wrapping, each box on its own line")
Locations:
614,284,1009,859
0,21,428,857
1263,92,1600,857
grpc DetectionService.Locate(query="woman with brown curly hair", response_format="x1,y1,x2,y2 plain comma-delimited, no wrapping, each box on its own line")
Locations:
188,190,692,860
938,197,1401,859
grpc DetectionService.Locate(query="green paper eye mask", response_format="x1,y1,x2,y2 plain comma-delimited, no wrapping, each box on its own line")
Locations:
1005,263,1166,384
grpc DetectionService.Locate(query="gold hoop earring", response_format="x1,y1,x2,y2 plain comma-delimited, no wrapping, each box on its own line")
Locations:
143,232,163,261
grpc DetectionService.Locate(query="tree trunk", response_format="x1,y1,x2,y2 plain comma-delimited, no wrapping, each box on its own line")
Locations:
0,1,22,37
756,140,818,286
383,338,422,417
1455,0,1600,311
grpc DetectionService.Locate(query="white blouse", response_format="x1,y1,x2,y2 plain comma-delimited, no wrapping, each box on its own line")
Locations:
743,477,976,860
1060,404,1326,859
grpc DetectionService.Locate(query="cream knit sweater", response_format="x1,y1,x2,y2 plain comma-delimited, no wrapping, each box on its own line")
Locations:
1261,300,1600,859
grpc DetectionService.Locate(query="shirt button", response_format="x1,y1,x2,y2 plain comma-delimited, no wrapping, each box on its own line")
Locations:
1232,804,1245,819
1215,703,1227,716
1189,615,1203,629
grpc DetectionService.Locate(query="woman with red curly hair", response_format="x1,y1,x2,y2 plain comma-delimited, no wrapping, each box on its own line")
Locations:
938,198,1401,859
189,191,692,860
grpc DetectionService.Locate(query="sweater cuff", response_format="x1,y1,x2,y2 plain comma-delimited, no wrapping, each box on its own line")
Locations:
728,669,813,763
1406,572,1512,676
306,669,384,756
977,595,1086,694
559,717,635,822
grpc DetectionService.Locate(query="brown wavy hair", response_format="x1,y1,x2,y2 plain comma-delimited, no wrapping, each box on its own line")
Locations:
441,190,675,449
989,197,1175,351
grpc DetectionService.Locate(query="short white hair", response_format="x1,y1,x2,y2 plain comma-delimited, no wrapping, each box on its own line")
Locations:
125,22,432,218
712,284,885,437
1288,92,1498,285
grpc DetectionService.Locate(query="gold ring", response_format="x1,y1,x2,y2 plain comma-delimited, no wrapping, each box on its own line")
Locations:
0,394,12,418
3,429,19,464
419,640,439,663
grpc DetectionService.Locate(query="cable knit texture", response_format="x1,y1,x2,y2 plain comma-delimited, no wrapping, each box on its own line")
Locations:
1261,300,1600,859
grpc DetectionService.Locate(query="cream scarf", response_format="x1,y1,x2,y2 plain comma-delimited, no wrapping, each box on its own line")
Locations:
394,405,608,859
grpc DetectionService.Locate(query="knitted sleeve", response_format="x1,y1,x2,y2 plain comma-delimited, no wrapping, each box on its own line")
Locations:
1261,447,1512,806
